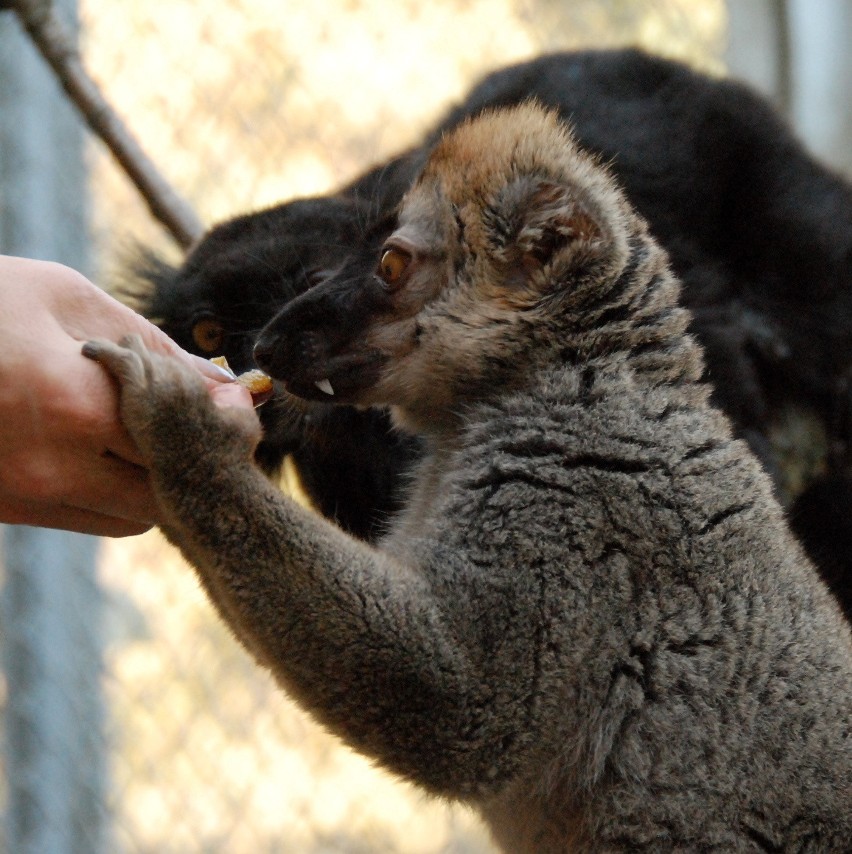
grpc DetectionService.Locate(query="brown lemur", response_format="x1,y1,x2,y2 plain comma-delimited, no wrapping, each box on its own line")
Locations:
141,51,852,619
86,104,852,851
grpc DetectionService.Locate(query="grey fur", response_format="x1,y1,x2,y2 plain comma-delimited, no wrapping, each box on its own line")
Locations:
84,104,852,851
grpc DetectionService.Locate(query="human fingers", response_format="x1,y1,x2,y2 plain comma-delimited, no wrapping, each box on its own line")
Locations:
47,262,234,383
0,496,152,538
54,338,150,467
0,395,157,534
210,380,255,410
60,451,160,527
1,423,160,527
126,322,236,382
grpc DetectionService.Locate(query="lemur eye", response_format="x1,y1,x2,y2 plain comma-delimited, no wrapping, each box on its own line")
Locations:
377,247,412,289
191,317,225,353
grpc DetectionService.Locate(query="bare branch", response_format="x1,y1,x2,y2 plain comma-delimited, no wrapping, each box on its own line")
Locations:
4,0,204,249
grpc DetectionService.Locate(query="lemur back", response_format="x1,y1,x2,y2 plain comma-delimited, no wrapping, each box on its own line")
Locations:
86,104,852,851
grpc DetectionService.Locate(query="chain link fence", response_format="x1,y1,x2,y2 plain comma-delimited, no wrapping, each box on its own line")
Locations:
2,2,727,851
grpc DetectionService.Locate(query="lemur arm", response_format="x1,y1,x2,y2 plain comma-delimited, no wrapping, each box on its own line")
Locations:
83,335,536,797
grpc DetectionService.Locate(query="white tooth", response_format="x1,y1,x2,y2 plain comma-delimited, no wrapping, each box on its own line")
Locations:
315,378,335,396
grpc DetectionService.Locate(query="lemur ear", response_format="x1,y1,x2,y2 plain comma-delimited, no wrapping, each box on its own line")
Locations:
489,177,603,287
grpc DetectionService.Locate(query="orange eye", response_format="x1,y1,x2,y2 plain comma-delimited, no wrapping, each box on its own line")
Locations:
191,317,225,353
377,247,411,288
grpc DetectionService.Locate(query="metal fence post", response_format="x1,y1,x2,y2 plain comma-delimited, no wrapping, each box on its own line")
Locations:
0,0,106,851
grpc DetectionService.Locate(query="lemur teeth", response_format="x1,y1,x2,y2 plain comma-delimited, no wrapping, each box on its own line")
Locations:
315,378,335,396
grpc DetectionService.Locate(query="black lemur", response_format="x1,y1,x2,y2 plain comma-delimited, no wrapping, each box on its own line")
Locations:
140,48,852,618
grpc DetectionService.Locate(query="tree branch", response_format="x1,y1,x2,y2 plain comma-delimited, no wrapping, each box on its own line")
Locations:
4,0,204,249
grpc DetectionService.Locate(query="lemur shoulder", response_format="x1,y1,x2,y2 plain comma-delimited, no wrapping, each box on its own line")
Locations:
88,104,852,851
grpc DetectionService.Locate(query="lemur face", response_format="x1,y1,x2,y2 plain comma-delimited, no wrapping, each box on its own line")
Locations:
250,195,453,411
254,105,626,428
148,196,383,375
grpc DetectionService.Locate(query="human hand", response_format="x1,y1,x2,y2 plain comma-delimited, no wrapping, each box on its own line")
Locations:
0,255,253,537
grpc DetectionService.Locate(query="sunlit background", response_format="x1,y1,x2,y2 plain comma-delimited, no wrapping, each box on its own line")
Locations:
84,0,727,282
3,1,846,851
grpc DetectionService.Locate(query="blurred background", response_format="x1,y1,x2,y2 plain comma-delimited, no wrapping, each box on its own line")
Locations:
1,1,850,851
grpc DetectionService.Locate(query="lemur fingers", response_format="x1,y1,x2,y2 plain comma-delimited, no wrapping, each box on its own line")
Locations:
82,335,151,391
84,336,262,469
83,335,214,458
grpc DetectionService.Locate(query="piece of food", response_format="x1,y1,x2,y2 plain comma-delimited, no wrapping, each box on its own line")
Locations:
235,369,274,405
210,356,273,406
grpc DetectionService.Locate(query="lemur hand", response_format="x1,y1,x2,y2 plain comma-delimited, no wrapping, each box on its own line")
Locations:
82,335,261,473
